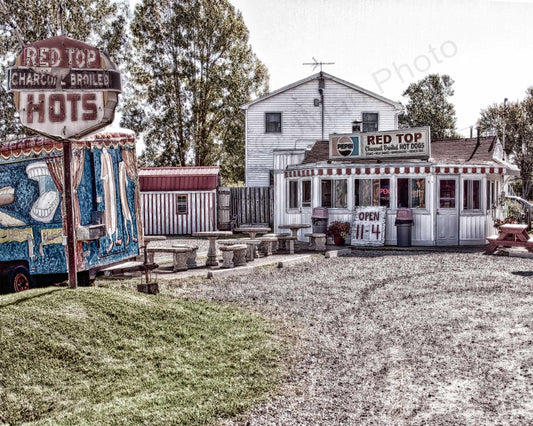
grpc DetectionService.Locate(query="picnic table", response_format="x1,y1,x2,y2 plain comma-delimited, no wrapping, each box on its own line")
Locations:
233,226,271,239
278,223,311,238
485,224,533,254
192,231,233,266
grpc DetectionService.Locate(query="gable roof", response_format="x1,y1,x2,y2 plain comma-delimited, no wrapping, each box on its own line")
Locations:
429,136,499,164
301,136,502,165
241,72,402,110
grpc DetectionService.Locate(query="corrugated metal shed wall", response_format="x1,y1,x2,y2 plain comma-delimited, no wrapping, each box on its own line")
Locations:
141,191,217,235
139,166,219,235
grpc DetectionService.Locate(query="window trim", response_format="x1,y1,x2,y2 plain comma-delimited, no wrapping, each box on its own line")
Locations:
353,177,390,208
487,179,496,210
265,112,282,134
362,111,379,133
462,178,482,212
176,194,188,215
288,179,299,210
301,179,312,208
287,178,313,211
397,177,427,209
320,178,348,209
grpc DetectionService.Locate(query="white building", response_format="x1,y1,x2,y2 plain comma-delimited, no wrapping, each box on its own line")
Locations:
273,130,517,246
241,72,402,187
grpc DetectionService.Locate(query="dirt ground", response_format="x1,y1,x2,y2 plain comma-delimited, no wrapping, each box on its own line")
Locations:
165,245,533,425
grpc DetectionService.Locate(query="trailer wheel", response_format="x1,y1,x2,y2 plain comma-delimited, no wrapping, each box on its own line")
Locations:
10,266,31,293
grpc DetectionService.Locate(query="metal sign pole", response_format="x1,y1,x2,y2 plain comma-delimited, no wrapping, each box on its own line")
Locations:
62,139,77,289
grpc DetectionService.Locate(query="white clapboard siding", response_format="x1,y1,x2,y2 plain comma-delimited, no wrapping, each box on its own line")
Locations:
141,191,216,235
460,215,487,245
410,214,433,245
245,74,399,187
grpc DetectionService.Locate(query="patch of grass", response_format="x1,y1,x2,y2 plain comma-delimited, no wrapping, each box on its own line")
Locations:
0,286,285,424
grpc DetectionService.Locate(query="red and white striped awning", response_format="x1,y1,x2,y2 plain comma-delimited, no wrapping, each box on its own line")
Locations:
285,166,505,178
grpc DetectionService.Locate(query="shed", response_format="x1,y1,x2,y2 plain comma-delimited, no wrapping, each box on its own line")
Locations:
140,166,220,235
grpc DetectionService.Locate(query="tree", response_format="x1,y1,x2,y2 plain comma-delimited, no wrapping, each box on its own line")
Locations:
478,89,533,199
0,0,130,138
399,74,461,140
122,0,268,184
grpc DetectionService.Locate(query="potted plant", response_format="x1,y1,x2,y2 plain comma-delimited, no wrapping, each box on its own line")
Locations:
326,221,351,245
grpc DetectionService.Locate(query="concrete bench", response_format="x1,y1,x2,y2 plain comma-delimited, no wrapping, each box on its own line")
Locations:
240,238,262,261
219,239,260,261
145,246,192,272
305,233,326,251
172,244,198,268
277,234,297,254
259,235,278,256
262,233,280,254
219,244,247,268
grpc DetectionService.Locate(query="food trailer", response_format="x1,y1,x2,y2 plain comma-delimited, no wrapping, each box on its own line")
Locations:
0,131,143,292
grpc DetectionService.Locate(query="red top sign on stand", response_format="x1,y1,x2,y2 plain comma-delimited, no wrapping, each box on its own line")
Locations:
7,35,121,140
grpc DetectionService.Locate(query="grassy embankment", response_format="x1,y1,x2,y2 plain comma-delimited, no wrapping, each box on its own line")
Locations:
0,286,286,424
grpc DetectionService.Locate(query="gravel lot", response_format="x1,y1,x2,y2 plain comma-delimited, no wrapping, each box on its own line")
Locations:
171,246,533,425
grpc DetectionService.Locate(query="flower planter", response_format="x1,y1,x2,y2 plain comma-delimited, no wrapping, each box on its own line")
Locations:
326,221,351,246
333,235,345,246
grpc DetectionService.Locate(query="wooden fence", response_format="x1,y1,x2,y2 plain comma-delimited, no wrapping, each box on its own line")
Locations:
218,186,273,229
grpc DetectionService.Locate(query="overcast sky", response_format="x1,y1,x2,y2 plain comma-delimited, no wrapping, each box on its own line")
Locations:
228,0,533,137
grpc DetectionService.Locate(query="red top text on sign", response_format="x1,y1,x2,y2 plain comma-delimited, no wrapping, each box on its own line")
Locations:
367,132,424,145
21,41,101,69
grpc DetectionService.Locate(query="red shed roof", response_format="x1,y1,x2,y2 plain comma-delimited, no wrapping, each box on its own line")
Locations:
139,166,219,191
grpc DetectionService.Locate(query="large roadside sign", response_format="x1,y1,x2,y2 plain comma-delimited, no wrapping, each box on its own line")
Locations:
6,35,122,290
330,127,430,161
7,35,121,140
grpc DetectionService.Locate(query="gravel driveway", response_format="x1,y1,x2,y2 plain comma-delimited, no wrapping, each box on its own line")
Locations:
174,247,533,425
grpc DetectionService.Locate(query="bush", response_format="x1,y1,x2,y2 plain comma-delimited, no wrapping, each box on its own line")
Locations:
326,221,351,239
494,198,524,229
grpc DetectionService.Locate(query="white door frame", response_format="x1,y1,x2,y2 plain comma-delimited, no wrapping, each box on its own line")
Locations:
436,175,459,246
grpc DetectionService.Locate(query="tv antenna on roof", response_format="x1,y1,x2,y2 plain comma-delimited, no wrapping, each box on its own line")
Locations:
303,57,335,72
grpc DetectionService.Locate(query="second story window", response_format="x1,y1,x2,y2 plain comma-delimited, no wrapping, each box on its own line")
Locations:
265,112,282,133
362,112,379,132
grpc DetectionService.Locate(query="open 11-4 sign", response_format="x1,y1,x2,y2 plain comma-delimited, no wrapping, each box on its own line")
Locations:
6,35,121,289
351,206,387,246
7,35,121,139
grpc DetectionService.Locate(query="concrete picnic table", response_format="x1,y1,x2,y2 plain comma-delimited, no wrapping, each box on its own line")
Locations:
278,223,311,238
233,226,271,239
192,231,233,266
485,223,533,254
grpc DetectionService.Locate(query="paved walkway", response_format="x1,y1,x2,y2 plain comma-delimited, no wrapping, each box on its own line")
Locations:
102,236,351,281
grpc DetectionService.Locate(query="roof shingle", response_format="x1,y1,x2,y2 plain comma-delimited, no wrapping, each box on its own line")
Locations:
301,136,500,165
